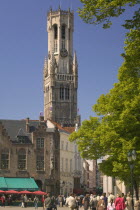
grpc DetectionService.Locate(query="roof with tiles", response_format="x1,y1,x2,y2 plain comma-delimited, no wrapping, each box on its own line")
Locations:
48,119,75,134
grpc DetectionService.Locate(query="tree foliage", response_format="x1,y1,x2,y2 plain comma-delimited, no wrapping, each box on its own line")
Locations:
69,28,140,185
78,0,140,29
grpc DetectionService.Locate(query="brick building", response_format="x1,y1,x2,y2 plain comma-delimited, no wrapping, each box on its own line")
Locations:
0,117,60,194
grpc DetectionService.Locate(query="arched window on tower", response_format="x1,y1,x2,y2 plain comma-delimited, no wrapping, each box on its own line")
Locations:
65,85,69,100
61,24,66,49
60,85,64,100
53,24,58,52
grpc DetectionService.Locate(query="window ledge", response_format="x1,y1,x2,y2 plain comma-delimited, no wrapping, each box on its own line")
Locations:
36,170,45,174
0,169,10,173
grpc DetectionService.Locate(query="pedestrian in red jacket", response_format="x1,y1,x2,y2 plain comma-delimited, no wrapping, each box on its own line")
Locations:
115,194,125,210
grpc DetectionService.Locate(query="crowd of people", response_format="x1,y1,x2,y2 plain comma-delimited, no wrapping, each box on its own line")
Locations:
66,193,140,210
0,192,140,210
42,192,140,210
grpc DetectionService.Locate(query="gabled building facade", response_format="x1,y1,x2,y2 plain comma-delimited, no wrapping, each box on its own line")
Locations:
0,117,60,194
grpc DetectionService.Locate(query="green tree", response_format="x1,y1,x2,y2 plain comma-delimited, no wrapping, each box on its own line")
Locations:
69,28,140,197
78,0,140,29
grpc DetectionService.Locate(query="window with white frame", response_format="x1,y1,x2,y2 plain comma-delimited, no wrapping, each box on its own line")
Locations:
36,155,44,171
36,138,44,149
1,149,9,170
18,149,26,170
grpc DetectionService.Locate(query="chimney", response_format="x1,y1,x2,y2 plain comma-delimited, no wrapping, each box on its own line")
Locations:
39,115,44,122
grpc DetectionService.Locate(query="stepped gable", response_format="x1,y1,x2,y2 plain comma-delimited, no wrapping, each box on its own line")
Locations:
0,119,40,143
0,119,29,142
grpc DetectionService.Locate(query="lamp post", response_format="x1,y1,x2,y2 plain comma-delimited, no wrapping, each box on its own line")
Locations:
127,150,136,210
60,180,65,195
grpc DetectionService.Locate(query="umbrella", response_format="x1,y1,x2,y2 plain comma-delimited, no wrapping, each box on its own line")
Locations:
5,190,18,194
33,191,47,195
0,190,5,194
18,190,32,194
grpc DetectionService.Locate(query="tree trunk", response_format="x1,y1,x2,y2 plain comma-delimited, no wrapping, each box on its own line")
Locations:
133,179,139,200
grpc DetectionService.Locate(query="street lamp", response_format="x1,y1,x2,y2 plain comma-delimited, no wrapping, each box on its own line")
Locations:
60,180,65,195
127,150,136,210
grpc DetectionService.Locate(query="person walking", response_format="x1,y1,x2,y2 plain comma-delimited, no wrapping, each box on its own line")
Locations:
103,193,108,210
65,193,76,210
34,196,39,210
24,194,28,208
115,194,125,210
134,199,140,210
44,193,52,210
58,195,63,207
42,195,45,210
108,193,115,203
21,194,25,208
126,193,132,210
51,196,57,210
107,199,115,210
97,196,105,210
1,194,6,207
83,194,90,210
90,195,97,210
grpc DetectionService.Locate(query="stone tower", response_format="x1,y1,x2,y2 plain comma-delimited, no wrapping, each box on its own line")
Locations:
44,8,78,127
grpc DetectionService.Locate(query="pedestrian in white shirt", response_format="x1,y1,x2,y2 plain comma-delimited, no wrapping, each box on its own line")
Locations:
65,194,76,210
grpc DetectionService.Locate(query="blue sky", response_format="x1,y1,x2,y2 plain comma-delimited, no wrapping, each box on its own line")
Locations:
0,0,137,122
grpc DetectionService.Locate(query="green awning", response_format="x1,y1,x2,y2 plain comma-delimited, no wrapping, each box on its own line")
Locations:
0,177,39,191
0,177,7,189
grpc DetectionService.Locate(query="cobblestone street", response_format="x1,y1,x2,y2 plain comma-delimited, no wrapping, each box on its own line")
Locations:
0,206,74,210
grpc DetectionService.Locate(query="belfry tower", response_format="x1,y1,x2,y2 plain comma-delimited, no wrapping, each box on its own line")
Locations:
44,8,78,127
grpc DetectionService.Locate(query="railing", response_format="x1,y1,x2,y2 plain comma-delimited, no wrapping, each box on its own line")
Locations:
56,74,74,81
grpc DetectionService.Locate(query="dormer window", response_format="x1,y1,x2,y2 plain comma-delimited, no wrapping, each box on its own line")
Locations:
18,136,26,143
